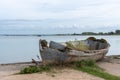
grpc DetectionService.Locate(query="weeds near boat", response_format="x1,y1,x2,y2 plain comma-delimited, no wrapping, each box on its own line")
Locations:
20,60,120,80
113,56,120,59
20,65,50,74
74,60,120,80
20,66,40,74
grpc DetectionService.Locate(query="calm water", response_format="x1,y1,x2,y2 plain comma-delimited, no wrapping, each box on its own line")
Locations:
0,35,120,64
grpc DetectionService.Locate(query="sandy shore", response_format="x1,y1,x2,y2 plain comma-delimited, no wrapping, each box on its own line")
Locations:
0,56,120,80
0,63,104,80
97,62,120,76
0,69,104,80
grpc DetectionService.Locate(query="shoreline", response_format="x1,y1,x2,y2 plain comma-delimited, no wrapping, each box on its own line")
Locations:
0,55,120,80
0,62,35,66
1,55,120,65
1,34,120,37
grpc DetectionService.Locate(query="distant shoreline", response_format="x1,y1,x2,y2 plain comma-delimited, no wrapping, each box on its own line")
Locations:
1,29,120,36
0,34,120,37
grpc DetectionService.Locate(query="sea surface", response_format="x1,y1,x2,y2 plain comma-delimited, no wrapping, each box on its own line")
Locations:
0,35,120,64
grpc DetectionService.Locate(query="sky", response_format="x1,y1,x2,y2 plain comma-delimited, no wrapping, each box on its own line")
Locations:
0,0,120,34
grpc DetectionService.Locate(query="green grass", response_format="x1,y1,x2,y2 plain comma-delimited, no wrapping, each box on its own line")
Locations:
20,60,120,80
113,56,120,59
20,66,41,74
20,65,51,74
74,60,120,80
78,67,120,80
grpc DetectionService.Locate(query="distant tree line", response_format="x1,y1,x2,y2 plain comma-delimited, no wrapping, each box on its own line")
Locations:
2,29,120,36
80,29,120,35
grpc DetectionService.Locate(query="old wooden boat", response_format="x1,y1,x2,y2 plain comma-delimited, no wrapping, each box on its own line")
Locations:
39,37,110,64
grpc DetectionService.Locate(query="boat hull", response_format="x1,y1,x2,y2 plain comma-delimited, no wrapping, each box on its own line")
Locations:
39,39,110,64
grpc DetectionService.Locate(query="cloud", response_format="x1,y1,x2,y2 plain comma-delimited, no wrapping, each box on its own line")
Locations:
0,0,120,34
0,0,120,20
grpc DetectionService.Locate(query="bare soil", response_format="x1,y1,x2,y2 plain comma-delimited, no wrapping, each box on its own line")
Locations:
0,63,103,80
0,56,120,80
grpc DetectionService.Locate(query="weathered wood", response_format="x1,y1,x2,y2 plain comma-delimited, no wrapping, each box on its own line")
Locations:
41,47,68,64
32,59,41,66
40,39,48,49
49,41,66,51
39,38,110,64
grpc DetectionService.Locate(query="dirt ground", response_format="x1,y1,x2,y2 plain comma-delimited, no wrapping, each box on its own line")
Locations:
97,62,120,76
0,58,120,80
0,63,103,80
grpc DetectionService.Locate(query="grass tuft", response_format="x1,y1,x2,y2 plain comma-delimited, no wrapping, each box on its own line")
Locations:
19,60,120,80
20,66,40,74
20,65,51,74
74,60,120,80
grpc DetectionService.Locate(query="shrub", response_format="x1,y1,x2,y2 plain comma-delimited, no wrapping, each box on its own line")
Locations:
74,60,95,68
40,65,51,72
20,66,40,74
20,65,51,74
